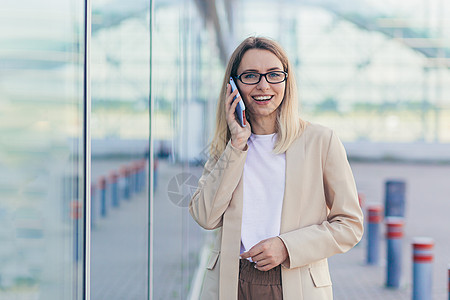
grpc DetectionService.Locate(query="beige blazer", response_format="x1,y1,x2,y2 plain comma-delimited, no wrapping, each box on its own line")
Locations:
189,123,364,300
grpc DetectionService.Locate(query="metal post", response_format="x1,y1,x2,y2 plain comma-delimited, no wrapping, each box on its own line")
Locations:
127,165,133,199
129,163,135,195
71,200,81,262
367,204,383,265
385,181,406,217
134,162,140,193
386,217,404,288
91,183,96,228
99,176,107,217
121,166,131,200
143,159,148,192
412,237,434,300
137,160,144,193
138,160,145,193
448,264,450,300
109,171,119,207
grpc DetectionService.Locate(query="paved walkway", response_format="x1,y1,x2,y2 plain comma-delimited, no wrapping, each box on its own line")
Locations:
151,161,204,300
90,159,149,300
89,159,450,299
328,162,450,299
90,159,205,300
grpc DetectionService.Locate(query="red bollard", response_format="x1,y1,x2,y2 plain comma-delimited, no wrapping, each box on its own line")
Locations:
109,171,119,207
141,159,147,191
98,176,107,217
70,200,82,220
448,264,450,300
386,217,404,288
367,204,383,265
412,237,434,300
70,200,82,262
358,192,366,208
91,183,96,227
132,162,139,193
120,166,131,199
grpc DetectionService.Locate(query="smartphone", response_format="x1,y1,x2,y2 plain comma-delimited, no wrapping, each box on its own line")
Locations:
229,77,246,127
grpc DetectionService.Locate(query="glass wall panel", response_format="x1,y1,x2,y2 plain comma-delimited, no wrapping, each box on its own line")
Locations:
0,0,86,299
89,0,150,299
151,1,450,299
151,0,224,298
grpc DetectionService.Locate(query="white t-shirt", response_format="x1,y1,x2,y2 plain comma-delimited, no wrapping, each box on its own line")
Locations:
240,133,286,254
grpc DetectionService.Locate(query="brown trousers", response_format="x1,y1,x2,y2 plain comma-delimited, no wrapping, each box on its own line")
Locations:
238,259,283,300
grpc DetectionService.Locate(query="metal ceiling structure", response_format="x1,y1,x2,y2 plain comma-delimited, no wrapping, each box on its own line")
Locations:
193,0,235,63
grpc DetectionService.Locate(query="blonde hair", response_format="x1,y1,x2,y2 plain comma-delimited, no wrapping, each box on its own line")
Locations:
210,36,306,159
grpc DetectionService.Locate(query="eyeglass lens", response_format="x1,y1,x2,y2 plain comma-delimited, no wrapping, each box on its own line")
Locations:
239,71,286,84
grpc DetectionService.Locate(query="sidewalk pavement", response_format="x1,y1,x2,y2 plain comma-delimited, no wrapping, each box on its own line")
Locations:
90,159,149,300
328,162,450,299
89,159,450,299
90,158,205,300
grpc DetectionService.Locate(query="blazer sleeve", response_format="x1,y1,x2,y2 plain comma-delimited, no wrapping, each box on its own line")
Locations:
189,140,248,230
279,131,364,269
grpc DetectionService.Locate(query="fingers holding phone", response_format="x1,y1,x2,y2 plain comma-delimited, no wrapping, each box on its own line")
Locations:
226,82,251,150
229,77,246,128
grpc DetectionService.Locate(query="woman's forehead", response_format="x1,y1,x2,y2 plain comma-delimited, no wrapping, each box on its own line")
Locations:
237,49,283,73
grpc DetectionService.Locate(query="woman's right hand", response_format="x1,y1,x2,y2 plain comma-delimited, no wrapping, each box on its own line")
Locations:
226,83,251,150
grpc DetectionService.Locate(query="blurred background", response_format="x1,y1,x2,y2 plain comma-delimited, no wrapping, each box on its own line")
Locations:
0,0,449,299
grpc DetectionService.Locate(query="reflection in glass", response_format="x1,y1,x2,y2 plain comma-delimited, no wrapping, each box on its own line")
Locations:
151,1,225,298
89,0,150,299
0,0,86,299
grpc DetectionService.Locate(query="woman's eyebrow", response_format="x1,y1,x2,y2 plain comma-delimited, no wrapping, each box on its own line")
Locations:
267,67,283,71
241,67,283,73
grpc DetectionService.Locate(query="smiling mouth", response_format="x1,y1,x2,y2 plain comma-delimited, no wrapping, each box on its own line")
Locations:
252,95,273,102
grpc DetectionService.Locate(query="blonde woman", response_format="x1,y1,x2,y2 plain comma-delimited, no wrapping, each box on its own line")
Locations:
189,37,363,300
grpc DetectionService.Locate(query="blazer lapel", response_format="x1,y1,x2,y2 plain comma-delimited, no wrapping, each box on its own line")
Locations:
280,131,306,300
280,131,306,234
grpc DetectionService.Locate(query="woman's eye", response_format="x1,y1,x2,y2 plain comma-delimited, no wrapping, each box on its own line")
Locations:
268,72,281,78
243,73,257,79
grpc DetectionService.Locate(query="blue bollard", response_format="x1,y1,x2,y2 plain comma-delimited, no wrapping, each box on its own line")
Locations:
121,166,131,200
129,164,135,195
143,160,148,192
153,158,159,191
386,217,404,288
109,171,119,207
137,160,145,193
91,183,96,228
139,160,146,192
99,176,107,217
385,180,406,217
367,204,383,265
71,200,81,262
129,164,136,197
133,162,140,193
412,237,434,300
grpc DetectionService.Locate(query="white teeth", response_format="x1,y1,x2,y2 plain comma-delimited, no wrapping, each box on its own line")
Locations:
253,95,272,101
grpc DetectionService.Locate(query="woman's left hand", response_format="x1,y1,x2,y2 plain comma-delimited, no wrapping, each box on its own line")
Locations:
240,237,289,271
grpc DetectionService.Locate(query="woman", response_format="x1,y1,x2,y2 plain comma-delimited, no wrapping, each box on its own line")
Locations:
189,37,363,300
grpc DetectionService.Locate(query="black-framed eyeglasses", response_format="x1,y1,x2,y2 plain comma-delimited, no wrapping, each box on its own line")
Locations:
235,71,288,85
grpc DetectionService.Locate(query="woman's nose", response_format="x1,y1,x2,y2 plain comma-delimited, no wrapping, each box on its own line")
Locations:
257,76,270,90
